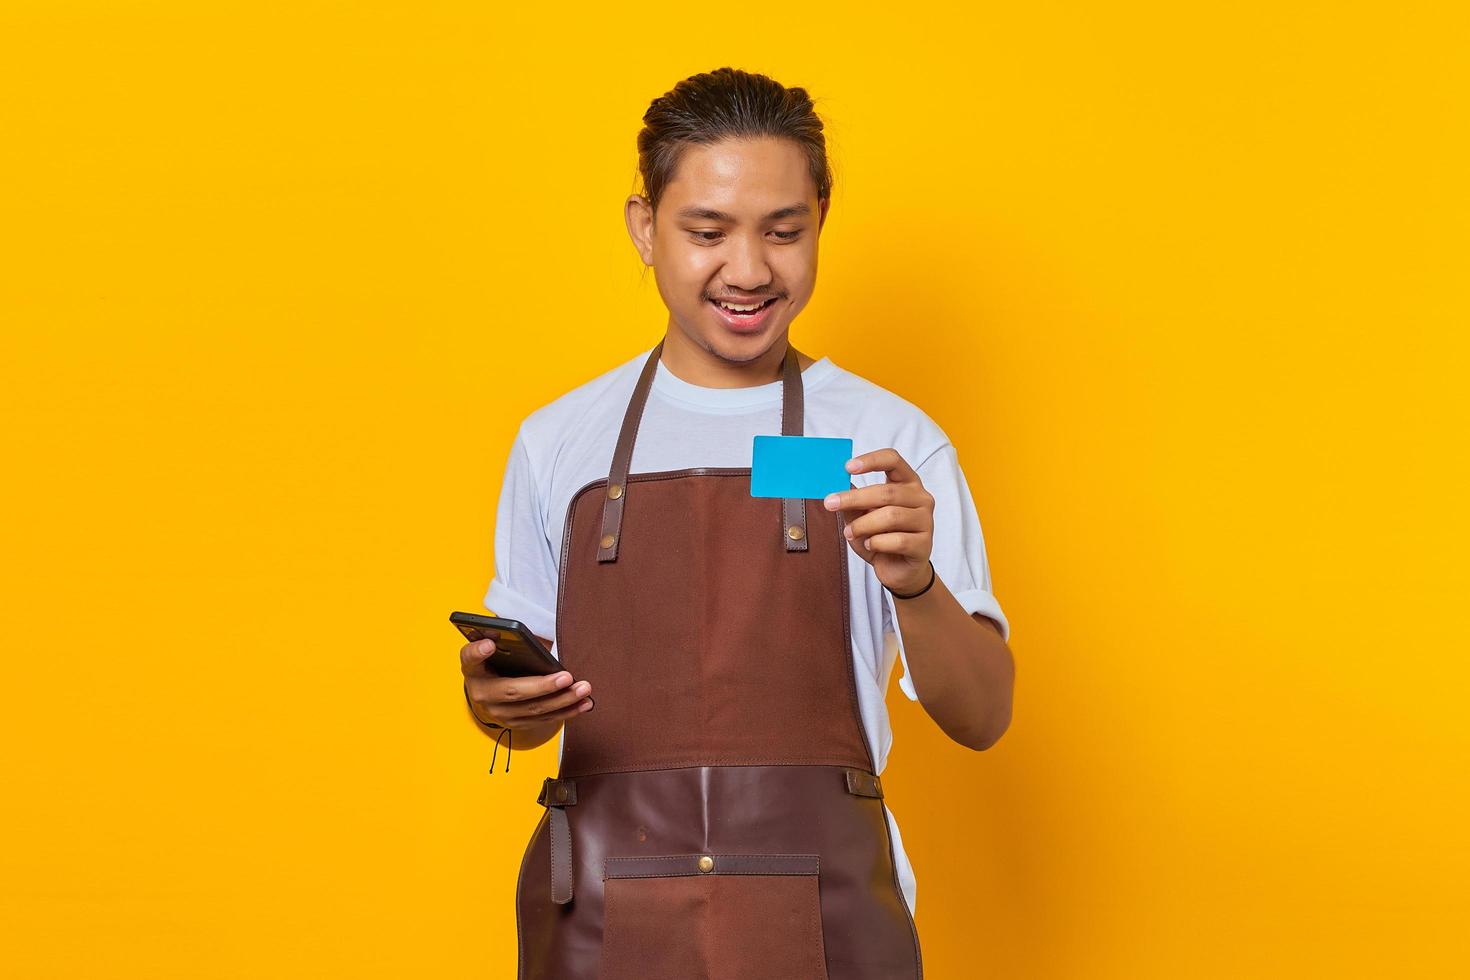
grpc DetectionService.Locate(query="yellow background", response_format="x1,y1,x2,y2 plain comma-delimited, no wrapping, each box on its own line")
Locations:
3,2,1466,977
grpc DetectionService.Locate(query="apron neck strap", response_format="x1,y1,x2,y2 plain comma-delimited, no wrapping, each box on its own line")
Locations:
595,338,809,563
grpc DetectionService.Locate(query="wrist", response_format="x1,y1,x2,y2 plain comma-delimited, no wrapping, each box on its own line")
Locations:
463,680,503,729
508,718,562,751
886,560,936,600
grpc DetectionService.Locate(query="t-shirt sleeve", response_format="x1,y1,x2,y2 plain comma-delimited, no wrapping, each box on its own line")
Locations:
883,442,1009,701
482,428,561,658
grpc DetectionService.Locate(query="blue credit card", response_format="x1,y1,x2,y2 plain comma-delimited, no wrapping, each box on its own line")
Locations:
750,435,855,499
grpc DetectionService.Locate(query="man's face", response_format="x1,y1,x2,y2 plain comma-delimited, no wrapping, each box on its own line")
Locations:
627,136,828,364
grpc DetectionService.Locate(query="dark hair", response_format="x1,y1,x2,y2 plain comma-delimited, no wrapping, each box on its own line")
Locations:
635,67,834,215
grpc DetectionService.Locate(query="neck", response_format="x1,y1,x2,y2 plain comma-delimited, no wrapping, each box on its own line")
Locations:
659,322,813,388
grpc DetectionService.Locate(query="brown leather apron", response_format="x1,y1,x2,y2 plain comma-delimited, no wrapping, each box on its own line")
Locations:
516,339,923,979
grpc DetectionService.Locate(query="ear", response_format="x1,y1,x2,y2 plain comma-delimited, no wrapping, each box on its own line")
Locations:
624,194,655,265
817,195,830,233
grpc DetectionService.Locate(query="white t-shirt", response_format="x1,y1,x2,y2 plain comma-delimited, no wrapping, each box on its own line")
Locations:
484,345,1011,916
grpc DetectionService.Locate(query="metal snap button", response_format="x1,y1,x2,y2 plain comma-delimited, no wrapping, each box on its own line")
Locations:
787,525,805,541
599,534,615,549
697,855,714,873
553,785,568,803
607,484,623,500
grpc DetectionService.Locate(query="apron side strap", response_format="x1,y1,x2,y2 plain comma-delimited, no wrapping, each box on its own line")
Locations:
779,345,810,552
843,768,884,799
536,776,578,807
548,808,573,905
537,778,578,904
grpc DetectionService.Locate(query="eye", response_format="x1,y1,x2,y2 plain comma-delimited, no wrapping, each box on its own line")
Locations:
691,231,723,243
772,230,801,241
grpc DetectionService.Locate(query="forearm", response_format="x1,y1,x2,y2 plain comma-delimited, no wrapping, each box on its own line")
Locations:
891,572,1014,750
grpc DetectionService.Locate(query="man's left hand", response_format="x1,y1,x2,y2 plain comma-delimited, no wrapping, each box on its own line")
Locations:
823,448,934,595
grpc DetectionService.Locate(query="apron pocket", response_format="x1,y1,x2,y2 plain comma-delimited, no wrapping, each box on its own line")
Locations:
599,852,828,980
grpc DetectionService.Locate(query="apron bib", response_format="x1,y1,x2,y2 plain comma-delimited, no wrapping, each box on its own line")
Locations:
515,339,923,979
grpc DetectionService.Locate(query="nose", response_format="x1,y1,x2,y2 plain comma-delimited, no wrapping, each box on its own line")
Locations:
719,231,774,293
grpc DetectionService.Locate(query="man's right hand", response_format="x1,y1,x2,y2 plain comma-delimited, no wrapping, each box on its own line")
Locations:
460,638,595,730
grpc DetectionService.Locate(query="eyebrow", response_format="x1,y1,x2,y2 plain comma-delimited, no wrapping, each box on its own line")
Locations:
674,202,812,222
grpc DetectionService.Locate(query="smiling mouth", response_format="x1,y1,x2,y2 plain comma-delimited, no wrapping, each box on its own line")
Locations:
708,297,778,316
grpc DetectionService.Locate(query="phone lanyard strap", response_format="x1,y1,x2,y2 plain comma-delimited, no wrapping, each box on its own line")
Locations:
464,680,514,773
488,727,512,773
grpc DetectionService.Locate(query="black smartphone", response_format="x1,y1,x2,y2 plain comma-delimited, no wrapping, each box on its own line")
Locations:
450,611,560,677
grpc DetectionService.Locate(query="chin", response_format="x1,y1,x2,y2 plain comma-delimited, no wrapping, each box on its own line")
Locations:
710,332,781,362
677,320,767,358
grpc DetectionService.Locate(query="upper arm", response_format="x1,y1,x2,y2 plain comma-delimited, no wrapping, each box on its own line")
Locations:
482,427,561,653
920,443,1010,641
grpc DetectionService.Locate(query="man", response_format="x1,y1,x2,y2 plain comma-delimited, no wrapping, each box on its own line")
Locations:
459,66,1014,979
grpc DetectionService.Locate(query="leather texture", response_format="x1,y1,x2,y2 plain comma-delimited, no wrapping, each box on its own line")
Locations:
536,778,578,904
603,852,820,878
517,342,922,978
597,339,807,561
520,767,919,978
601,851,829,980
845,768,885,799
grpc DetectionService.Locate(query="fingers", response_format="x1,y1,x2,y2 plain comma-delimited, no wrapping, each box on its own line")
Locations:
514,696,595,726
465,673,595,729
845,448,919,483
461,638,596,729
824,478,932,515
842,503,930,544
487,670,581,703
460,638,497,676
497,683,595,726
860,530,931,558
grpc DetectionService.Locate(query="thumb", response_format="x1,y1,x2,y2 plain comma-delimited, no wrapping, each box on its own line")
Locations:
460,637,497,675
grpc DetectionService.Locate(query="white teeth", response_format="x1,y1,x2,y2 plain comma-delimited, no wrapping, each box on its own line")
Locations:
717,300,767,312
